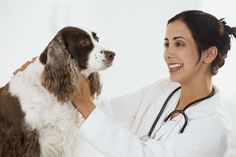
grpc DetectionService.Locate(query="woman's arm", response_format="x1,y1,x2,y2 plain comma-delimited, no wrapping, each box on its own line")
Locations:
71,75,96,119
72,75,148,123
79,107,226,157
72,77,226,157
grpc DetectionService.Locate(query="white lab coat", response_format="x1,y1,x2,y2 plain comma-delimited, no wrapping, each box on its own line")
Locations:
79,79,231,157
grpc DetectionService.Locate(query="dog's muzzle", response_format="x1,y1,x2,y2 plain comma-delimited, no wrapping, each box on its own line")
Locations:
99,50,115,67
103,50,115,61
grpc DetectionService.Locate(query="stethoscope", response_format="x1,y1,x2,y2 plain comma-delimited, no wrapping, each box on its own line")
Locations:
140,86,216,141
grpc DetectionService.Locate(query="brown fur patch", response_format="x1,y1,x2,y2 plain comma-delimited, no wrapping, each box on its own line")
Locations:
41,36,80,102
0,84,40,157
88,72,102,97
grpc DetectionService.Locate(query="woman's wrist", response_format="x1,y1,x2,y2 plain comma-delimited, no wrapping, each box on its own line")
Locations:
75,101,96,119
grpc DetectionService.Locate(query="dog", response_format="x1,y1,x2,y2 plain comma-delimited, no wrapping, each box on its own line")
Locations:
0,26,115,157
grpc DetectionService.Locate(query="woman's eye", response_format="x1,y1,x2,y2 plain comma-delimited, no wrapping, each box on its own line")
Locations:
176,42,185,47
164,42,169,48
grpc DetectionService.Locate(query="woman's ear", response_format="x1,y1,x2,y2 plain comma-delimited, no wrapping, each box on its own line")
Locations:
202,46,218,64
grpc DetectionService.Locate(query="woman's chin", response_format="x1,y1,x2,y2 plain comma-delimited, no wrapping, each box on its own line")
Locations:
169,75,181,83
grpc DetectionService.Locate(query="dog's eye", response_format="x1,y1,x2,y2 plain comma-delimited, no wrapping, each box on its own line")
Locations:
80,39,89,47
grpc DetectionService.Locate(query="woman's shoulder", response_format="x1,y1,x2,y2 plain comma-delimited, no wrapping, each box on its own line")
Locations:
187,96,232,139
143,78,180,93
136,78,181,100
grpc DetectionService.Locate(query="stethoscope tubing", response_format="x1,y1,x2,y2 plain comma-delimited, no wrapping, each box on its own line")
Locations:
147,86,181,137
146,86,216,138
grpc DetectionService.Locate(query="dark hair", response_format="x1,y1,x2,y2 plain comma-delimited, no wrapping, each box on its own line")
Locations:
168,10,236,75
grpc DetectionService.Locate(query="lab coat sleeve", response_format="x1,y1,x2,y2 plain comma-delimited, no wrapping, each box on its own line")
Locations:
96,89,144,125
96,80,163,125
80,107,226,157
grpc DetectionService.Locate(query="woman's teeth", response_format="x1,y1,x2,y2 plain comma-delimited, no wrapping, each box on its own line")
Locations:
169,64,182,68
168,63,183,72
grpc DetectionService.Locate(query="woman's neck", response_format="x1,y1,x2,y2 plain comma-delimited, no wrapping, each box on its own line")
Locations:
177,76,213,110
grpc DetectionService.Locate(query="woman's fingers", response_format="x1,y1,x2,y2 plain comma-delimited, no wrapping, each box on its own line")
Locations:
71,75,92,106
13,57,37,75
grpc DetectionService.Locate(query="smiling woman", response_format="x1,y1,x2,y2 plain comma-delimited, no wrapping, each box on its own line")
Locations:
71,10,236,157
164,20,201,83
163,10,236,117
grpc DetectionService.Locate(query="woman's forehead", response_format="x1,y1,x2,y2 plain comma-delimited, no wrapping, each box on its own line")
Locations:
165,20,193,42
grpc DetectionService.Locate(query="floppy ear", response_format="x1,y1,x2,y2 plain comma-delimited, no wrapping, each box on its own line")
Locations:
88,72,102,98
40,35,80,102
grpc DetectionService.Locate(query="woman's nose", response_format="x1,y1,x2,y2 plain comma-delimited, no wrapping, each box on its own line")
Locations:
164,47,174,59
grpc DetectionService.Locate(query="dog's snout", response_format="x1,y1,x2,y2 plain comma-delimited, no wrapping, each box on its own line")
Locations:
104,51,115,61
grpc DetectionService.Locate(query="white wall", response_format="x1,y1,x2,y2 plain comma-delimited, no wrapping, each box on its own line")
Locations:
0,0,201,96
0,0,235,156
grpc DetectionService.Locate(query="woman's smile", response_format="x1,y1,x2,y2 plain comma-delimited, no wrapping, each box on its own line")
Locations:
168,63,183,73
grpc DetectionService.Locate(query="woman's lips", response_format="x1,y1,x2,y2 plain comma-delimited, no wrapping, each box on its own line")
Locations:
168,63,183,72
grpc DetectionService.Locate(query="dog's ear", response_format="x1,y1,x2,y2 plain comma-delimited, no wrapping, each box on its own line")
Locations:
88,72,102,98
40,34,80,102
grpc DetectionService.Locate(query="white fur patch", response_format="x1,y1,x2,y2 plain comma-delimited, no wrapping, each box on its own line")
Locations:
81,30,109,76
9,59,85,157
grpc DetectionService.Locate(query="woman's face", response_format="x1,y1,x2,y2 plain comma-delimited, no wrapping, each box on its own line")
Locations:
164,20,202,84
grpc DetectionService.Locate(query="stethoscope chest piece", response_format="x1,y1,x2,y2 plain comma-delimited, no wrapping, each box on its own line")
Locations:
140,135,151,142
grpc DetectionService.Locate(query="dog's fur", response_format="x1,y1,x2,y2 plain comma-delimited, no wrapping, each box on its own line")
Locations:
0,26,115,157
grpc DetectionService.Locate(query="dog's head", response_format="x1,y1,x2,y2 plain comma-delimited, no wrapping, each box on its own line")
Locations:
39,26,115,102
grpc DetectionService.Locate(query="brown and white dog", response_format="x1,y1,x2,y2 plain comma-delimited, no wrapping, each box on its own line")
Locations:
0,26,115,157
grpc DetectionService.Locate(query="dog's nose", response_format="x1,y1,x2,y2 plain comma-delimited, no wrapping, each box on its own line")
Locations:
104,51,115,61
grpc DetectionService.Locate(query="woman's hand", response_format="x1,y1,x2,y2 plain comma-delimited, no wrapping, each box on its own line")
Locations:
13,57,37,75
71,75,96,119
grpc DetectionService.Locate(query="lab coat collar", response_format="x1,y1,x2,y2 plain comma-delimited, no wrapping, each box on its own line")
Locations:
183,86,227,119
164,83,227,120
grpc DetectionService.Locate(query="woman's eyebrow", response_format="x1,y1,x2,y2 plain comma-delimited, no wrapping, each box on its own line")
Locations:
164,36,187,42
173,36,186,41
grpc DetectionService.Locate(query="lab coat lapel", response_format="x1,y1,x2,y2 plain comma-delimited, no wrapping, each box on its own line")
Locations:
131,82,181,138
151,88,181,139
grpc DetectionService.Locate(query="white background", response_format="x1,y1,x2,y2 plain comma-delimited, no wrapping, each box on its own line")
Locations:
0,0,235,156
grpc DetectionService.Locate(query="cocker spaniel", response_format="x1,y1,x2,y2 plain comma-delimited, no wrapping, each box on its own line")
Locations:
0,26,115,157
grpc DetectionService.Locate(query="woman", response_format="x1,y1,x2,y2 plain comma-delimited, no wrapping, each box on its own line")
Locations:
72,10,236,157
